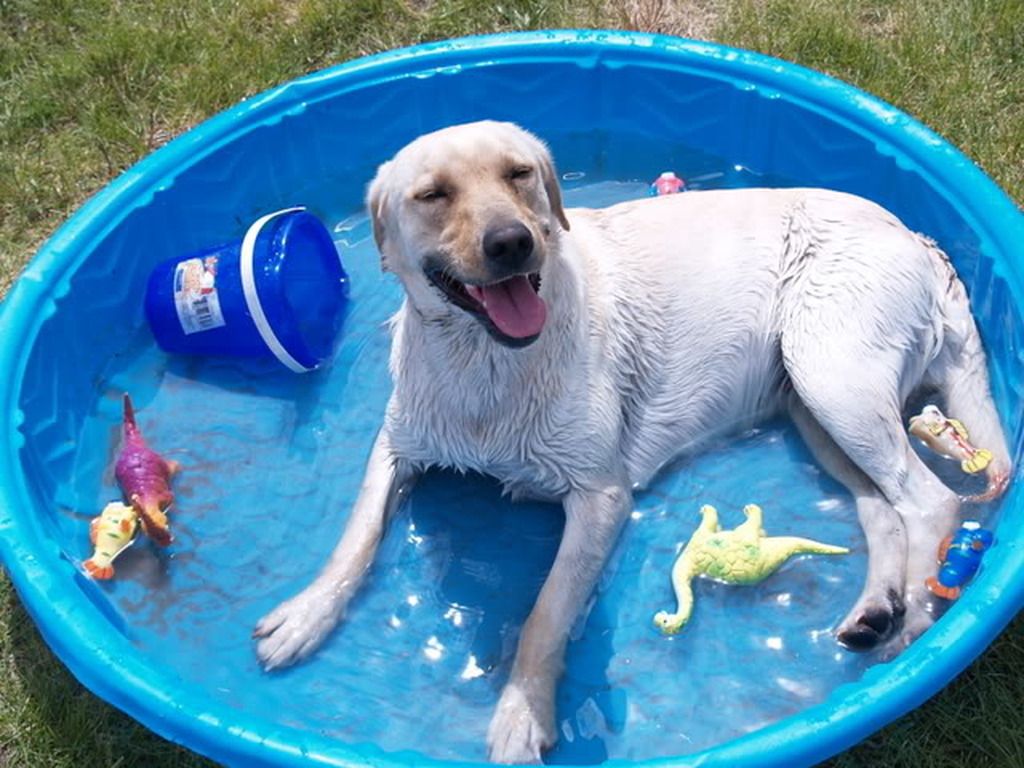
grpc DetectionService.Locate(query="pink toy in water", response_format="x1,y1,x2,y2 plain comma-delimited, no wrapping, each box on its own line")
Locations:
650,171,686,196
115,393,179,547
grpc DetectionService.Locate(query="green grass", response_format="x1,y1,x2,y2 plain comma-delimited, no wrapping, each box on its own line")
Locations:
0,0,606,297
0,572,215,767
718,0,1023,205
1,0,1022,766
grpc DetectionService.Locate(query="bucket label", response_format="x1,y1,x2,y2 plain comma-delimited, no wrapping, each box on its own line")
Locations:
173,256,226,335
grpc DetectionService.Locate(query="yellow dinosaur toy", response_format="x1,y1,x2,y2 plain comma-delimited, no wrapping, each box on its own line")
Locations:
654,504,849,635
908,404,992,475
83,501,140,580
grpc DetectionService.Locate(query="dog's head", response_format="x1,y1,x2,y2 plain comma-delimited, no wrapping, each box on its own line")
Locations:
367,121,570,348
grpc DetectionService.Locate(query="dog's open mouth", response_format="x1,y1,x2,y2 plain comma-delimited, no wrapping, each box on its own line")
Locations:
426,269,546,346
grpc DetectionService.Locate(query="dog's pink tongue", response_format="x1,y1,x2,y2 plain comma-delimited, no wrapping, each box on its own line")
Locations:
471,276,547,338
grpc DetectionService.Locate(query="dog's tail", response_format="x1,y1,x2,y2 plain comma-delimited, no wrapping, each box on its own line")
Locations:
923,236,1012,501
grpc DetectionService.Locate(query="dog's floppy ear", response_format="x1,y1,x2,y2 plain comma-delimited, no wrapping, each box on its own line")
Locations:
541,156,570,232
366,160,394,269
538,151,570,232
523,132,571,233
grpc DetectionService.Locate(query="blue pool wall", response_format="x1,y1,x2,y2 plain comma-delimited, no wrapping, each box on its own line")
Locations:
1,30,1023,768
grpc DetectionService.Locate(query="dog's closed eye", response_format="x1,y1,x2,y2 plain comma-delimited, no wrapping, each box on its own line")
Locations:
414,186,451,202
507,165,533,181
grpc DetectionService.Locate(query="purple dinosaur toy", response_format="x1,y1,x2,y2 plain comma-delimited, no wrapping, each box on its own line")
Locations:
115,393,179,547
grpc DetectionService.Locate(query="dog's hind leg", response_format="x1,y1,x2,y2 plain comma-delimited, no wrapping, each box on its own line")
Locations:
788,395,909,650
890,450,963,648
923,266,1012,500
784,334,960,651
487,480,631,764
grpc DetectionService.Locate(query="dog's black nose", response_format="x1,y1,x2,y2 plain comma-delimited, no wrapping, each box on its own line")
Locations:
483,222,534,271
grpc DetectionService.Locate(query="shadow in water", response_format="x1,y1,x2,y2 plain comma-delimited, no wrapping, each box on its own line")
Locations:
400,469,620,764
403,469,565,683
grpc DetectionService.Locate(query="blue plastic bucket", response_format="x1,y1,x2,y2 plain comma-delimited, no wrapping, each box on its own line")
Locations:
144,207,348,372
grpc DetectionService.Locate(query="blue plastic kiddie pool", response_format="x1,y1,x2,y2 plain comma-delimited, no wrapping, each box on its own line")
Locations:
1,31,1022,768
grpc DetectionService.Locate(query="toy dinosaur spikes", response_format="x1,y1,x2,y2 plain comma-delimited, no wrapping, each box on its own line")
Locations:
654,504,849,635
115,393,179,547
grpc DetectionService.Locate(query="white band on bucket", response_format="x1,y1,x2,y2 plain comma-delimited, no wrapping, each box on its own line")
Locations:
239,206,311,373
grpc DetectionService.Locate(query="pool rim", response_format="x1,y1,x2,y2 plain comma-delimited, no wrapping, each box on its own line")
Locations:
1,29,1023,768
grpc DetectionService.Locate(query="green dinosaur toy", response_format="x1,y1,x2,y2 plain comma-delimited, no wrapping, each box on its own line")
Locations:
654,503,849,635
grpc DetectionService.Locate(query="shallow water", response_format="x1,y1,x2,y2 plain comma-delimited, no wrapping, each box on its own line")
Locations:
58,172,1001,763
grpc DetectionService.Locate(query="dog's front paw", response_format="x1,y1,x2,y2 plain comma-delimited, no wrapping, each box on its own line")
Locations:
253,585,346,671
487,684,556,764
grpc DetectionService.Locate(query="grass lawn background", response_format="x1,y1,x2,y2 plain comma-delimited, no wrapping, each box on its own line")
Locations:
1,1,1021,766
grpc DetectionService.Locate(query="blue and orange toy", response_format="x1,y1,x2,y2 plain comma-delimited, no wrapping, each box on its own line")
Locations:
926,521,993,600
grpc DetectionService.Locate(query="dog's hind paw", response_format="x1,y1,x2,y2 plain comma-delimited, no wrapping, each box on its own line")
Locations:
837,589,906,651
487,684,556,764
253,585,345,671
894,589,938,648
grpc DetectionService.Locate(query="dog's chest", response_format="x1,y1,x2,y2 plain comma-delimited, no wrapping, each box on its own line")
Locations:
386,367,614,498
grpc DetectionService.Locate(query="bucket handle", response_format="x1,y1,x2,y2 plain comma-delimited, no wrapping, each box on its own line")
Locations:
239,206,312,373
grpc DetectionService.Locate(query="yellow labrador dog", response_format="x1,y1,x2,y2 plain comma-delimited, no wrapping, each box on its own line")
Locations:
254,121,1010,763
